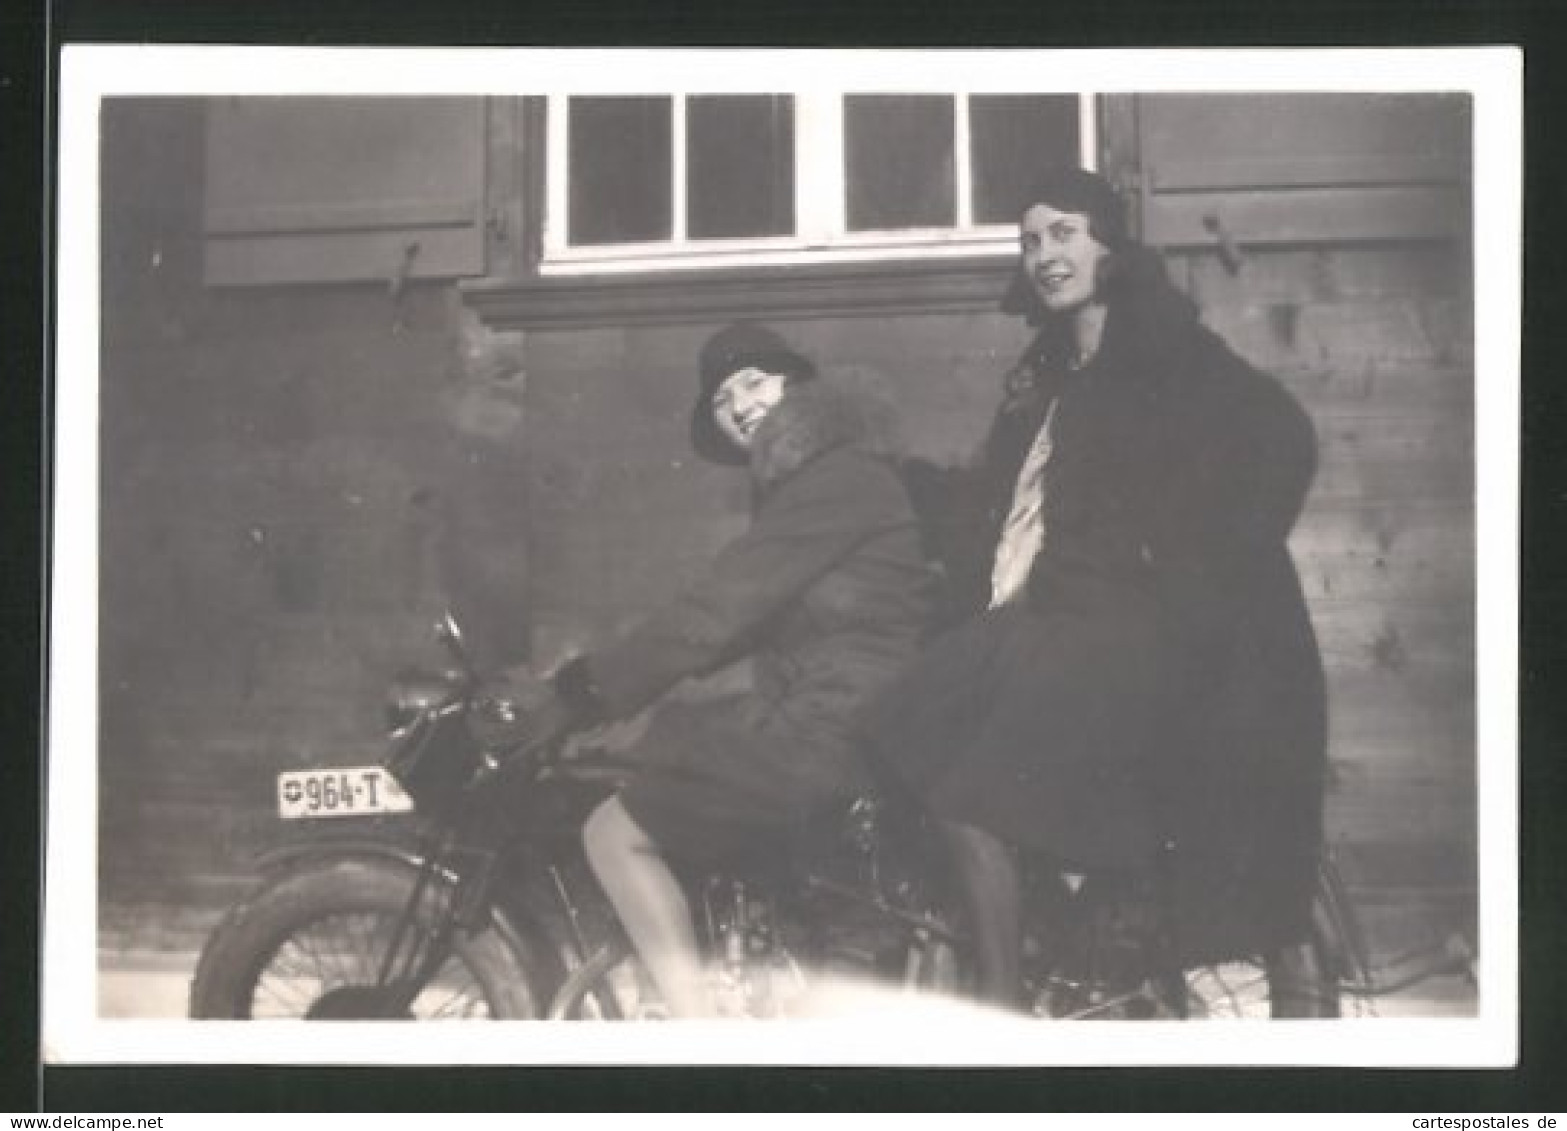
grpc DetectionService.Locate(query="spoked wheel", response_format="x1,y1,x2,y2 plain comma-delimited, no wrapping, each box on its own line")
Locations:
547,938,670,1020
1021,878,1345,1020
1182,870,1353,1019
1027,930,1341,1020
1182,930,1342,1018
190,857,542,1020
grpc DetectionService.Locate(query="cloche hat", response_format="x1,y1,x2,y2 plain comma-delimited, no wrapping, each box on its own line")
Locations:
690,321,817,464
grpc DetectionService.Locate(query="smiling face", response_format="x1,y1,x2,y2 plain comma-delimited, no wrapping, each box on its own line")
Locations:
711,366,789,452
1021,202,1113,317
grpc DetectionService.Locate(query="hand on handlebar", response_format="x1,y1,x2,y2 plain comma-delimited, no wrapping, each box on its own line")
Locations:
470,665,578,755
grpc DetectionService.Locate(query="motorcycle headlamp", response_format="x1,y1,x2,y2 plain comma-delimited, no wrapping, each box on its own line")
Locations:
385,669,463,734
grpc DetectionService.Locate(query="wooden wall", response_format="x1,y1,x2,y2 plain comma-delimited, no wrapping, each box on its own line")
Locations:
518,316,1032,665
97,100,526,947
1180,245,1475,914
93,96,1477,958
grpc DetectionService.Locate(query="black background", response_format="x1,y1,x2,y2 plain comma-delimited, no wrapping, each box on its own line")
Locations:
6,0,1563,1112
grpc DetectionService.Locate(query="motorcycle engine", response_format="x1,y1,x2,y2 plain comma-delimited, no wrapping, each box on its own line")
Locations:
704,880,806,1018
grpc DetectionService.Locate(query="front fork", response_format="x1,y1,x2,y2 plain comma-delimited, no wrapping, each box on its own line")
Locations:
368,830,501,1016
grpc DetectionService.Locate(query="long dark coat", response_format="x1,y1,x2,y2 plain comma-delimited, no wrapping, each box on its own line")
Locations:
869,247,1327,961
576,380,933,866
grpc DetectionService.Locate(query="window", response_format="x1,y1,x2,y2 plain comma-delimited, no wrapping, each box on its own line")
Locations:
542,92,1092,274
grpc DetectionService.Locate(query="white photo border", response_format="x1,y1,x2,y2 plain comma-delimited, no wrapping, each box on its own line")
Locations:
46,44,1522,1067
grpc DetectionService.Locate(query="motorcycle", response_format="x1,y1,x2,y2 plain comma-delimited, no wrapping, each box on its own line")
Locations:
188,611,964,1020
190,611,1352,1022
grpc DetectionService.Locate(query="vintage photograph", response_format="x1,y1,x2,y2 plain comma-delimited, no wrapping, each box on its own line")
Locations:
45,47,1519,1065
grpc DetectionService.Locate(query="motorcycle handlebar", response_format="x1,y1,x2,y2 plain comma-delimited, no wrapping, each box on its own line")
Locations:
436,610,480,686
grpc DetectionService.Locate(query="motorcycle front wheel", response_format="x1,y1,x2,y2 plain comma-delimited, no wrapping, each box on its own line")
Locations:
189,857,542,1020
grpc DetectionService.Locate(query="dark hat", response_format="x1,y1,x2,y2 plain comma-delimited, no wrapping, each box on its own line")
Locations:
690,321,817,464
1002,166,1130,321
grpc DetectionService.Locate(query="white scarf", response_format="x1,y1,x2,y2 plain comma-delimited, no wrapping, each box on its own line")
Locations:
989,398,1061,609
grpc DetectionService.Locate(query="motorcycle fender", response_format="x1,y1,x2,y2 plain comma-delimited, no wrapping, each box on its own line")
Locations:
248,839,577,977
252,837,458,884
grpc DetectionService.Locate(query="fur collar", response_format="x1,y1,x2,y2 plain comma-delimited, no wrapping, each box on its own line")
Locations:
747,377,899,492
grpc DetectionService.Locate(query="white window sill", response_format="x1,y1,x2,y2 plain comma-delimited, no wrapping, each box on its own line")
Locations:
462,252,1021,331
535,231,1018,277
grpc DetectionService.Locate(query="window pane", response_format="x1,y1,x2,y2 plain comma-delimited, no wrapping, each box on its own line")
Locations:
970,95,1081,224
844,95,955,231
687,95,795,240
567,97,672,245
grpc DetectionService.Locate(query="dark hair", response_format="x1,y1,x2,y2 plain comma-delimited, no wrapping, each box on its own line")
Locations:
1001,166,1130,325
1019,166,1129,250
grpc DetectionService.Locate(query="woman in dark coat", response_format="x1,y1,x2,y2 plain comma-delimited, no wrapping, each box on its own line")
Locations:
864,168,1327,1003
521,322,932,1015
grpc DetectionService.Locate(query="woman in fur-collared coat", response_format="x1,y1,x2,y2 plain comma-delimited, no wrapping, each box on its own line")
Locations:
533,322,932,1015
863,168,1327,999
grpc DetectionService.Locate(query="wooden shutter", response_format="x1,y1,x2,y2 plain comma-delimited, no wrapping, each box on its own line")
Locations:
1128,93,1470,247
203,97,487,286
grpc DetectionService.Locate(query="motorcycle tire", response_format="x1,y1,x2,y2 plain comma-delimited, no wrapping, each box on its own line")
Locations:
1026,932,1340,1020
189,856,543,1020
1024,856,1350,1020
1181,927,1342,1018
546,938,650,1020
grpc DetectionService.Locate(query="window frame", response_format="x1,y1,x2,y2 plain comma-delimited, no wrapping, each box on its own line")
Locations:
539,90,1099,276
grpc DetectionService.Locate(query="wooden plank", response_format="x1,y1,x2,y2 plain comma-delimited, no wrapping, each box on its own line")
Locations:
1151,153,1465,192
203,97,487,286
1330,839,1476,895
1328,801,1476,849
1328,759,1476,799
1309,616,1472,663
1097,93,1144,238
1295,555,1472,606
464,255,1016,330
1324,672,1475,726
1310,616,1473,684
1305,461,1473,508
1144,185,1466,248
484,97,532,279
1326,703,1475,751
1327,754,1476,791
206,196,480,236
205,225,485,285
1293,503,1473,564
1327,753,1474,792
1135,93,1470,180
1176,242,1466,305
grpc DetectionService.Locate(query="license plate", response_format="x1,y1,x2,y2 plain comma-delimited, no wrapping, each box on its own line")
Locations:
277,766,414,819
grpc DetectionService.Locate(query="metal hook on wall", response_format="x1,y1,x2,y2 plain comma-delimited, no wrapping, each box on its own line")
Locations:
1202,212,1246,276
388,240,422,333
